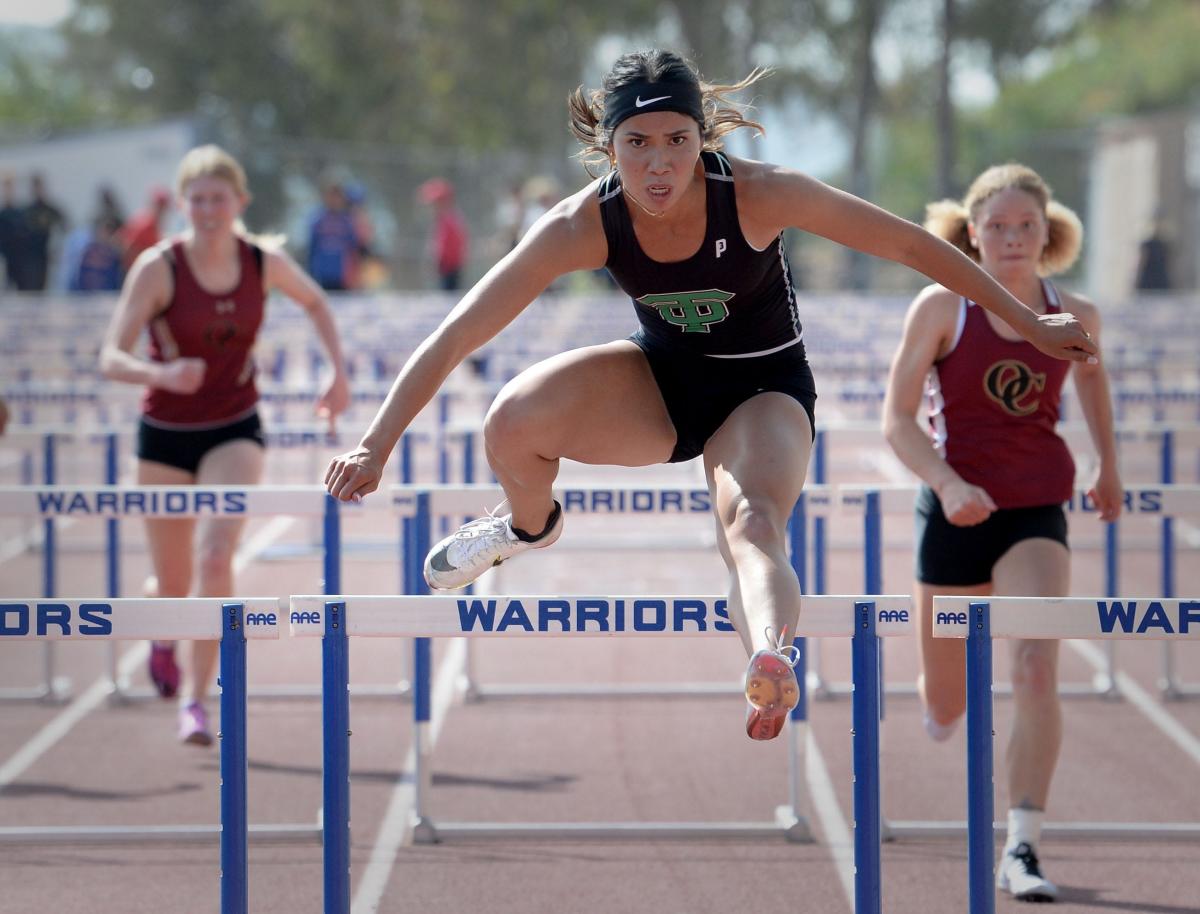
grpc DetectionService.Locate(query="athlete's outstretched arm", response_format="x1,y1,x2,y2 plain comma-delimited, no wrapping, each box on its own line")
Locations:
265,249,351,429
882,287,996,526
747,167,1097,363
1067,297,1122,522
98,250,206,394
324,196,606,502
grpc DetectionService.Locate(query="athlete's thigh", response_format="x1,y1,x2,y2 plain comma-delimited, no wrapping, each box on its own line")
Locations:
703,393,812,523
137,458,197,589
916,579,990,688
492,339,675,467
993,537,1069,668
992,537,1070,598
194,439,265,552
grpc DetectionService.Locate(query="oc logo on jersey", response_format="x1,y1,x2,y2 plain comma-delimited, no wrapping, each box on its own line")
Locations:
983,359,1046,416
637,288,735,334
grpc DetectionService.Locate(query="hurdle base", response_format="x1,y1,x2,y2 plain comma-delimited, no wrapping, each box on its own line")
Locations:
0,676,72,704
411,813,813,843
106,679,412,703
882,820,1200,842
1159,679,1200,701
456,680,743,702
806,676,1118,702
0,822,323,845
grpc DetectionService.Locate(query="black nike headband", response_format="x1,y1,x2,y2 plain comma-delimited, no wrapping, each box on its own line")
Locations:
601,79,705,133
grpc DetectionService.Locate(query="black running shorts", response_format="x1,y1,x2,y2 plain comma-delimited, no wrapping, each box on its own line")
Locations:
631,334,817,463
137,412,265,475
915,485,1069,586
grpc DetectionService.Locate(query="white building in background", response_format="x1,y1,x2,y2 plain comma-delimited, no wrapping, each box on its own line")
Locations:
1087,108,1200,297
0,118,195,234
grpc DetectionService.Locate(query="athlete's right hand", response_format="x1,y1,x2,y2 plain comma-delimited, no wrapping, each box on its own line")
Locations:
325,446,384,503
156,358,206,394
936,478,996,527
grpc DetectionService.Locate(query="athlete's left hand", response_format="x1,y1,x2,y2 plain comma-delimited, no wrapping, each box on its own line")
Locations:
1030,312,1098,364
1088,462,1123,523
316,370,351,433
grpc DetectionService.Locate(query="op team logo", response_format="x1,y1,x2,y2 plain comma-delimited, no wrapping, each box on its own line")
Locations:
983,359,1046,416
637,289,734,333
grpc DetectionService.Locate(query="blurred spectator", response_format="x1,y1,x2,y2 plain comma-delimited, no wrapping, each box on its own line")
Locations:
1135,218,1172,291
418,178,468,291
119,186,171,272
519,175,559,239
0,395,8,435
60,185,127,291
343,181,381,289
69,217,124,292
493,181,524,254
0,174,22,289
15,173,66,291
307,178,364,292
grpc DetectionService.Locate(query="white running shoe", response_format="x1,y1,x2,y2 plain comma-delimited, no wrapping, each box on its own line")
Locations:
996,842,1059,903
423,502,563,590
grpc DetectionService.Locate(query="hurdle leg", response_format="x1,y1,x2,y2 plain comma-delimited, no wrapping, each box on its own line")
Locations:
322,600,352,914
851,601,882,914
219,602,249,914
966,602,996,914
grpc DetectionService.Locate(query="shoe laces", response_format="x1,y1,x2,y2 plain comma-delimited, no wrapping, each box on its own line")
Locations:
1008,842,1044,878
764,625,802,667
450,504,516,558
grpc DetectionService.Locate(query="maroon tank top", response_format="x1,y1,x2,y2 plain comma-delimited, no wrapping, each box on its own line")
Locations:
924,280,1074,508
142,237,265,428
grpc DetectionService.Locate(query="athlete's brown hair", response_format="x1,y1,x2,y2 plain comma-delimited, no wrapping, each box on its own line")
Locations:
924,163,1083,276
568,49,768,176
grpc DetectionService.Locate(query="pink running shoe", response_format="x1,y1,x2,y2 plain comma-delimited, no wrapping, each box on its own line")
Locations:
744,626,801,741
178,701,213,747
149,642,180,699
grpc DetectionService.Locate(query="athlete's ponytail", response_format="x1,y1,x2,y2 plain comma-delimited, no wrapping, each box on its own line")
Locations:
928,163,1083,276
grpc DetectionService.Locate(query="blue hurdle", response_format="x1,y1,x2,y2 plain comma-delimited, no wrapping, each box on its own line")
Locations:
814,484,1200,702
833,484,1200,842
0,597,280,914
289,592,913,914
934,596,1200,914
0,485,347,703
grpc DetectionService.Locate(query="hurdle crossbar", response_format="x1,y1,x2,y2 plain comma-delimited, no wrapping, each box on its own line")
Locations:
935,596,1200,914
807,484,1200,704
0,485,409,703
290,594,909,914
391,485,836,701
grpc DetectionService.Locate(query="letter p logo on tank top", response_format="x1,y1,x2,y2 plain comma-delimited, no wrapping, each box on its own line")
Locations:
637,289,735,334
983,359,1046,416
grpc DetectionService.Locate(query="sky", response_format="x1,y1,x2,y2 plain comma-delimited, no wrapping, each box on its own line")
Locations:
0,0,70,27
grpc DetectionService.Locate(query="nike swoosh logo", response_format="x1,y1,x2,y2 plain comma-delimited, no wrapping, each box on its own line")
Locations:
635,95,671,107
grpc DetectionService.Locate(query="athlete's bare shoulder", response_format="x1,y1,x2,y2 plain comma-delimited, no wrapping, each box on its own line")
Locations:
1055,286,1097,318
719,155,825,246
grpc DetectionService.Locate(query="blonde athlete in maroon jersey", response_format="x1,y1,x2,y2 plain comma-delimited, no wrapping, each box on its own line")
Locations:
883,163,1122,900
325,51,1096,742
101,145,350,745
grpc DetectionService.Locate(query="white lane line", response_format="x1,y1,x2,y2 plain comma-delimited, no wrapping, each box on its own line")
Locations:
805,725,856,911
1068,639,1200,766
352,638,465,914
0,515,297,792
0,643,147,791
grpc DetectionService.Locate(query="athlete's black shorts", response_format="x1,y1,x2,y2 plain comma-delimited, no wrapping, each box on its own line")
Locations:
631,334,818,463
915,485,1069,586
137,412,265,475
